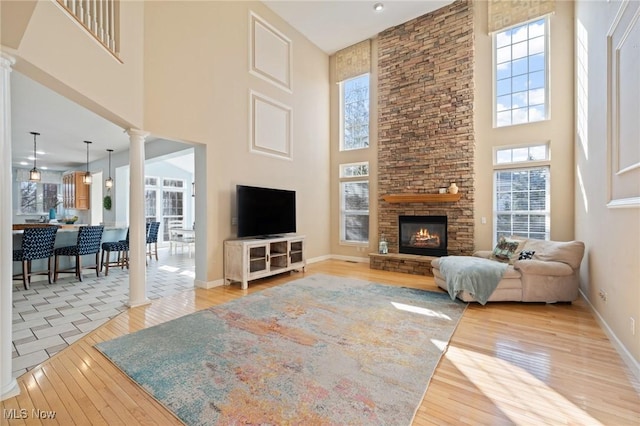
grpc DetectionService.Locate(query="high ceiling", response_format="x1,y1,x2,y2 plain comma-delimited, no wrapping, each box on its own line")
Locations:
11,1,452,171
263,0,453,54
11,71,131,172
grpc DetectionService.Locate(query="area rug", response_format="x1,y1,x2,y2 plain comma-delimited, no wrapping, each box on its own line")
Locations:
95,274,467,425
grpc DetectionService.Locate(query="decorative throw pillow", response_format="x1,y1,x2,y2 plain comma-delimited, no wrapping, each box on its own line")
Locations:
491,236,522,262
518,250,535,260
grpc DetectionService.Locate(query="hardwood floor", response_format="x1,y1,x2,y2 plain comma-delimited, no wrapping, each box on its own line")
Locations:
2,260,639,425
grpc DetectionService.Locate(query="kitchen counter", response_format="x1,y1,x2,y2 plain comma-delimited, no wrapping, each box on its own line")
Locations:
12,225,129,276
12,224,126,234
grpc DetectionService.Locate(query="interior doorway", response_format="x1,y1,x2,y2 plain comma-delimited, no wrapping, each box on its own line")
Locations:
90,171,103,225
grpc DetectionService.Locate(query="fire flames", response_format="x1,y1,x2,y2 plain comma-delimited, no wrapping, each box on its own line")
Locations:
409,228,440,247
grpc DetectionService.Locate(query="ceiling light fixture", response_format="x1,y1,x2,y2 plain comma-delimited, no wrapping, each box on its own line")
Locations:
374,3,384,12
29,132,41,182
83,141,93,184
105,149,114,188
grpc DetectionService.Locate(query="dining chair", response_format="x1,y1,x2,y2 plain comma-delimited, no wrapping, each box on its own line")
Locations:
54,225,104,282
168,219,195,257
146,221,160,261
13,226,59,290
101,228,129,276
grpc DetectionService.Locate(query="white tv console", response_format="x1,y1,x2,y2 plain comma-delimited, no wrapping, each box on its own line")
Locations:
224,235,306,289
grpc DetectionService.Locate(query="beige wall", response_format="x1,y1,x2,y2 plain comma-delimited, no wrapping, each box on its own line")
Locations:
2,0,331,284
575,0,640,367
143,1,331,280
1,0,145,129
473,1,576,250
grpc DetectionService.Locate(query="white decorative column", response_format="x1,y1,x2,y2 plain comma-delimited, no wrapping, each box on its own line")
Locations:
1,52,19,401
126,128,150,308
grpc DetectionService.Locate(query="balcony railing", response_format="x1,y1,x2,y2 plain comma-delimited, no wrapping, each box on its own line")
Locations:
56,0,119,58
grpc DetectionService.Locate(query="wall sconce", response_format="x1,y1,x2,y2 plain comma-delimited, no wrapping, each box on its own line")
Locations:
82,140,93,184
105,149,114,188
192,182,195,197
29,131,41,182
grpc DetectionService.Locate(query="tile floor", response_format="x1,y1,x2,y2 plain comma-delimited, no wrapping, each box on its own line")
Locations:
11,247,195,378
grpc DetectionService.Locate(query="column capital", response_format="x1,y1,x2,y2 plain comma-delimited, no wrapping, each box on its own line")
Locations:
126,128,150,140
0,52,16,70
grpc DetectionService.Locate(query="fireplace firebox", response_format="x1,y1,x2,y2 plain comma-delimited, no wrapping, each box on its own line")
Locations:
399,215,447,256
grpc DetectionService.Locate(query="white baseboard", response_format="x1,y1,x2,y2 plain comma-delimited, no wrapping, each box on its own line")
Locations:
306,254,332,264
294,254,373,265
579,289,640,392
328,254,370,263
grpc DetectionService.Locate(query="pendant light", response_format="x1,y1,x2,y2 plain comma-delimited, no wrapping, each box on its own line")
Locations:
83,140,93,184
105,149,114,188
29,132,41,182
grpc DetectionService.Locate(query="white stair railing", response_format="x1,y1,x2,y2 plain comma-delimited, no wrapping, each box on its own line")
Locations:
56,0,119,57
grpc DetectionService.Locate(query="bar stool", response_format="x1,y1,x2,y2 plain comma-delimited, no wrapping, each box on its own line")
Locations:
146,221,160,261
54,225,104,282
13,226,59,290
101,229,129,276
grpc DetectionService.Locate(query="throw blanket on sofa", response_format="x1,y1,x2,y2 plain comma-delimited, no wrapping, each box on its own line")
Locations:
438,256,508,305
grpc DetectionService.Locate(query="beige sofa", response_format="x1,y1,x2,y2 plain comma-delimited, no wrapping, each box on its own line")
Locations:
431,239,585,303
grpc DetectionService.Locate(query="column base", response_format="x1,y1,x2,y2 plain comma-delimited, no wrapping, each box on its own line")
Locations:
1,378,20,401
126,298,151,308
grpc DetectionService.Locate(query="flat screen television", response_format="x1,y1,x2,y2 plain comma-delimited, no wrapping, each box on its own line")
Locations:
236,185,296,238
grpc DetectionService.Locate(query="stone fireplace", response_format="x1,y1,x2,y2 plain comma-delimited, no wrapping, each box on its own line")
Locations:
399,215,447,256
370,0,475,276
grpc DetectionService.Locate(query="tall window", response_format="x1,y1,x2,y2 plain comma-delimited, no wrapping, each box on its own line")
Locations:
340,162,369,243
341,74,370,150
494,17,549,127
144,176,186,241
494,144,550,242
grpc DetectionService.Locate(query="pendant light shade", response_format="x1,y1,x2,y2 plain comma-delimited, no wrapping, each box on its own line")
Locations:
83,141,92,184
29,132,41,182
105,149,114,188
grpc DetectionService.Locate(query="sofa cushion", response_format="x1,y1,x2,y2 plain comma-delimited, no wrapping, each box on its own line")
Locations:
491,236,526,263
523,240,585,270
502,265,522,279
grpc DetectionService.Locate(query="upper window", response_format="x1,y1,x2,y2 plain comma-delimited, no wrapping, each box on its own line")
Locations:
494,17,549,127
340,162,369,178
341,74,370,151
495,144,549,165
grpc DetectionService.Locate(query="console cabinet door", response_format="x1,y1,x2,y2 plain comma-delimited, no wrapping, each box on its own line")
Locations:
289,238,305,268
247,243,269,278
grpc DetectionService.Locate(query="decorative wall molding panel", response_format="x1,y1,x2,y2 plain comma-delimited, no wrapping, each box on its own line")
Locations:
249,11,292,93
607,1,639,206
249,91,292,160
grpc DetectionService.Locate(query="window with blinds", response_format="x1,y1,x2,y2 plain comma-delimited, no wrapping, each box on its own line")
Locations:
340,162,369,244
493,144,550,242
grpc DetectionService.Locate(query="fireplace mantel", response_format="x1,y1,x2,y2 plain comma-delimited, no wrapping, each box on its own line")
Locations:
382,193,461,203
